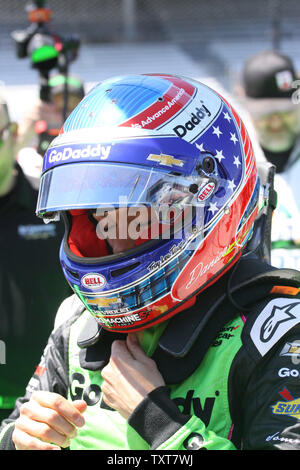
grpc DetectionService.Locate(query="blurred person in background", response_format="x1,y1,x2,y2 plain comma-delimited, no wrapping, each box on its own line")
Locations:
0,89,71,422
240,50,300,270
17,73,85,190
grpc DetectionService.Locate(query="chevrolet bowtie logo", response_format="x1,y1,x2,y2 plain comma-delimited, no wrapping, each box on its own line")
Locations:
147,153,184,167
88,297,120,307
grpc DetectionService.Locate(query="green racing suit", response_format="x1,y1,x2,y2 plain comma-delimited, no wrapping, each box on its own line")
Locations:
1,257,300,450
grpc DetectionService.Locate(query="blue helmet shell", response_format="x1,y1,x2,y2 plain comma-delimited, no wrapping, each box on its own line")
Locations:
37,74,259,332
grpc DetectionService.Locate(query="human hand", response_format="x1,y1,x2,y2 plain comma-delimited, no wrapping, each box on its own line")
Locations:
12,391,86,450
101,333,165,419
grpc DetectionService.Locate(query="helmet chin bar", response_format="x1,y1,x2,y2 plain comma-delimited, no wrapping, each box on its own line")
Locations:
70,237,244,334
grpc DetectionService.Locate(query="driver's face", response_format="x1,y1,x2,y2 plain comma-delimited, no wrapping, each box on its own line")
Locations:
91,206,156,254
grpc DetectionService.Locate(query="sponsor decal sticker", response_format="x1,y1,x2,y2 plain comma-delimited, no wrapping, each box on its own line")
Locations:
147,153,184,168
81,273,106,290
164,86,222,142
148,240,187,272
197,182,215,202
94,309,151,327
250,299,300,356
212,324,240,347
260,302,299,343
45,143,111,168
173,104,212,138
278,367,300,378
266,431,300,444
280,341,300,358
271,388,300,420
88,296,120,308
128,87,187,129
173,389,218,427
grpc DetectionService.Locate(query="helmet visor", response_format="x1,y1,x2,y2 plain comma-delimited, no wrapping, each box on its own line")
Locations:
37,161,215,218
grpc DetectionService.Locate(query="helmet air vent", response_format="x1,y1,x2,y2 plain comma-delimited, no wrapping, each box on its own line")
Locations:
111,261,140,278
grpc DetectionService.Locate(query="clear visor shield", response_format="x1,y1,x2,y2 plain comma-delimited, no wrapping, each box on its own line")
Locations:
37,161,219,224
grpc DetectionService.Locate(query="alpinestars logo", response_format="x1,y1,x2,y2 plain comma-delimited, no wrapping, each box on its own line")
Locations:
250,298,300,357
260,302,300,343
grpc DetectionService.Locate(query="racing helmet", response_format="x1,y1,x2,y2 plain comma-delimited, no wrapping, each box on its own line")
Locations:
37,74,260,333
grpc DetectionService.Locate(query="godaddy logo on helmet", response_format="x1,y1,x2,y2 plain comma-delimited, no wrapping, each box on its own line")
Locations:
47,144,111,164
173,105,211,138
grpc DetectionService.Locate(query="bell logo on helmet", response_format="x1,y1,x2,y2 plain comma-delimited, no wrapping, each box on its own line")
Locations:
197,182,215,202
81,273,106,290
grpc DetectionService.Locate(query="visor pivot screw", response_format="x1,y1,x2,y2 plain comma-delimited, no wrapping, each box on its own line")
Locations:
202,156,215,173
189,184,199,194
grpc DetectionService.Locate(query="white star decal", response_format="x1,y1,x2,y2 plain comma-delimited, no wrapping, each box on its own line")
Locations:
215,149,225,162
208,202,218,214
233,155,241,168
196,142,205,152
223,112,231,122
230,132,238,145
228,179,236,191
212,126,222,138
